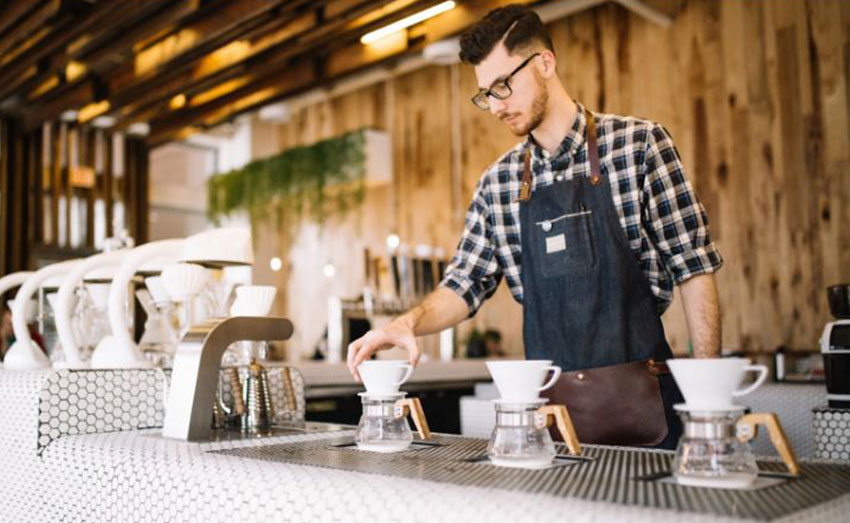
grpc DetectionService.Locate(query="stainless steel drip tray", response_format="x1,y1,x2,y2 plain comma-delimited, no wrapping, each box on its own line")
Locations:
210,436,850,521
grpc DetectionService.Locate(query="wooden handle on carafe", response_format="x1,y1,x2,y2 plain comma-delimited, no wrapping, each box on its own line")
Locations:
737,412,800,477
395,397,432,440
537,405,582,456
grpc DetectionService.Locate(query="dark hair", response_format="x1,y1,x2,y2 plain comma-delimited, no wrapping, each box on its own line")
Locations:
459,4,553,65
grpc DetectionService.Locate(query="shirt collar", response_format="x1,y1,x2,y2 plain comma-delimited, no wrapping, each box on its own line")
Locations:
525,102,587,164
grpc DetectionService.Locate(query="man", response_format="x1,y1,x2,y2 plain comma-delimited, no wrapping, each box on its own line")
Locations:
347,5,722,449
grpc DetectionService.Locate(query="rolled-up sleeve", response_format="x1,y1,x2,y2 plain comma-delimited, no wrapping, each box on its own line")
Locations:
440,177,503,316
642,124,723,284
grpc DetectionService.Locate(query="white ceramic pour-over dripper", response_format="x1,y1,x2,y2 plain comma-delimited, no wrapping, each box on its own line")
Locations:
227,285,276,364
485,360,562,403
667,358,769,411
5,261,79,370
54,249,129,369
160,262,209,338
178,228,254,319
160,263,209,302
144,276,171,304
357,360,415,396
230,285,276,317
91,239,184,369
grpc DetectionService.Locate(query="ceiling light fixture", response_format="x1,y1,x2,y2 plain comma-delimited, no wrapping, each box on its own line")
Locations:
361,1,456,45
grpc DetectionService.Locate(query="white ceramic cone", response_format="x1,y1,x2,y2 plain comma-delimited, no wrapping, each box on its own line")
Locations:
144,276,171,304
230,285,276,317
160,263,209,302
85,283,111,309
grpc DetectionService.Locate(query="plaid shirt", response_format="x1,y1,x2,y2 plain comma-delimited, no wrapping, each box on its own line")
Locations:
441,103,723,316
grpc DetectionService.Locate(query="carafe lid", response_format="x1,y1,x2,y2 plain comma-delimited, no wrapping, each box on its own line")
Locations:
674,403,746,414
492,398,548,407
358,391,406,400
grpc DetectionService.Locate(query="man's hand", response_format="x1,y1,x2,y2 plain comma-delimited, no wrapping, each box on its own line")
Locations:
347,318,420,382
345,287,470,381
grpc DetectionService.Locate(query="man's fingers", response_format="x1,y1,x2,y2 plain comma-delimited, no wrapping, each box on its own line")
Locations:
409,347,421,368
347,337,365,381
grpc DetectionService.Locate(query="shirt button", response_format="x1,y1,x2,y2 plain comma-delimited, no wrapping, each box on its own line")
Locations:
541,221,552,232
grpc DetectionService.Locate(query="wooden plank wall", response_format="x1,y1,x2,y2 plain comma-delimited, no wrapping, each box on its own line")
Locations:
0,117,150,274
267,0,850,359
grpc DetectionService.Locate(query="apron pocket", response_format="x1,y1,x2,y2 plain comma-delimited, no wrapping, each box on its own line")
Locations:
533,210,596,278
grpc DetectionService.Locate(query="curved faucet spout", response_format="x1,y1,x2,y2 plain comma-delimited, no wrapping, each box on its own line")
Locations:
162,316,293,440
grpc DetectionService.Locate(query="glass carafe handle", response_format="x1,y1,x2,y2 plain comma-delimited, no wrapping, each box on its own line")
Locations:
535,405,582,456
736,412,800,477
394,397,432,440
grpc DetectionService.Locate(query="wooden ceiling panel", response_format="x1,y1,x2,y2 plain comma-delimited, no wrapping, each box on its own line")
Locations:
1,0,648,145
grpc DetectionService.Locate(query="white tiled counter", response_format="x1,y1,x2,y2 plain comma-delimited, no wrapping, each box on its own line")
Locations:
3,370,850,523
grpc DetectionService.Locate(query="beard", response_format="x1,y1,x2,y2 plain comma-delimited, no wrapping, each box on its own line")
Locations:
502,80,548,136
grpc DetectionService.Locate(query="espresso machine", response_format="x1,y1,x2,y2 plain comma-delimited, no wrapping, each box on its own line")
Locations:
821,284,850,408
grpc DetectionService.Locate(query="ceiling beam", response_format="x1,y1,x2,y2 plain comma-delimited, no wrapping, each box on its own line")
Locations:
150,0,535,139
0,0,47,37
0,0,170,102
0,0,62,59
147,60,317,146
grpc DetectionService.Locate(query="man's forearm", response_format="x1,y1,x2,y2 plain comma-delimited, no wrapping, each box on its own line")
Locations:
395,287,470,336
679,273,721,358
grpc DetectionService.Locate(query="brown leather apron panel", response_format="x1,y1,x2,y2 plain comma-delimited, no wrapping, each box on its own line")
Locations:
540,359,670,447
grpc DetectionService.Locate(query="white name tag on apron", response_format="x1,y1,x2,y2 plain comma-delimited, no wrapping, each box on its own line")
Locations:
546,234,566,253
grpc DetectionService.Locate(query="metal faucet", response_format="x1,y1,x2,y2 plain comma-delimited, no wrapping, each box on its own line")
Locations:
162,316,294,441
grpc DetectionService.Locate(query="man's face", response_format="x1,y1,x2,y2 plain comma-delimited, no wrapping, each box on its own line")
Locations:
474,43,548,136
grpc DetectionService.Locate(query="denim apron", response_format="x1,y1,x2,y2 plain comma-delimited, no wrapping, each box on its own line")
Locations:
519,108,683,449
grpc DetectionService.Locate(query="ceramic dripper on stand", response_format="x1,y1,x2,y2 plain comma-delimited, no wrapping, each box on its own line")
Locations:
354,360,432,452
668,358,800,489
135,276,179,367
485,360,582,468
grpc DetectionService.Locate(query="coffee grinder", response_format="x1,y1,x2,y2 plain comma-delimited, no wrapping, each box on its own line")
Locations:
821,284,850,408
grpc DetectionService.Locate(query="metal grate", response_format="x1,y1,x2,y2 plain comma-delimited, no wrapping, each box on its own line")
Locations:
211,434,850,520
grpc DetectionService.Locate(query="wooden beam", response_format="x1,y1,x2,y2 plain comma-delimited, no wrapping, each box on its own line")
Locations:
72,0,202,74
0,0,62,59
147,60,316,146
112,11,318,130
0,0,164,101
0,0,45,37
109,0,298,93
116,0,415,130
155,0,535,137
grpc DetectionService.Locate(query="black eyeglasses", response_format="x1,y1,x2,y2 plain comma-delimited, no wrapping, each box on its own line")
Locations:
471,52,540,111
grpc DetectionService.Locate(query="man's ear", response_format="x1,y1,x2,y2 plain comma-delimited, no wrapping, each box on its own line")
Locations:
538,50,557,79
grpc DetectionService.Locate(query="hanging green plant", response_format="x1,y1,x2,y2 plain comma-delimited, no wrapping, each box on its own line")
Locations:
207,128,368,226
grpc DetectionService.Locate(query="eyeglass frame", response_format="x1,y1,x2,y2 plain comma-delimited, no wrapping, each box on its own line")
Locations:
471,52,541,111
